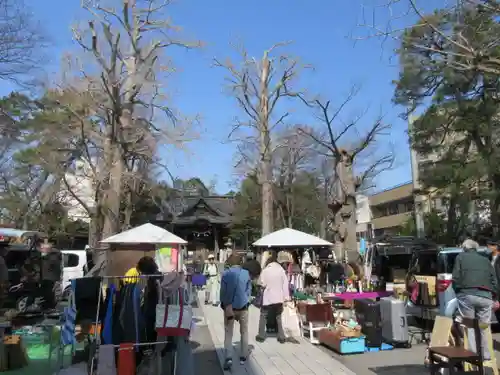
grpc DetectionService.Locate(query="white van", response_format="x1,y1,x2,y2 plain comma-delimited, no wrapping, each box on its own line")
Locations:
61,250,87,298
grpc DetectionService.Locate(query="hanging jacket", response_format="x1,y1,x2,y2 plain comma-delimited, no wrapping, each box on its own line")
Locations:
118,283,145,345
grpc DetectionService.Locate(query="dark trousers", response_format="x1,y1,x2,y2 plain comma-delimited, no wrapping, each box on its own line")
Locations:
258,303,285,340
41,280,55,309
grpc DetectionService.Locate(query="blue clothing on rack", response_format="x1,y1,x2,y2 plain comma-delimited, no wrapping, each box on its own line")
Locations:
61,279,76,346
102,284,116,345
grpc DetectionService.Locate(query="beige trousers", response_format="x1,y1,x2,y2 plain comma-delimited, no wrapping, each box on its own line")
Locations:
224,309,249,360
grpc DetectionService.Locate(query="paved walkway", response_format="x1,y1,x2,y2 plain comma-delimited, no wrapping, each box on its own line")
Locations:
199,292,357,375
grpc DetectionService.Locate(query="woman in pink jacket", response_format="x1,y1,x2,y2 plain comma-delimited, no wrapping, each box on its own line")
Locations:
255,252,290,343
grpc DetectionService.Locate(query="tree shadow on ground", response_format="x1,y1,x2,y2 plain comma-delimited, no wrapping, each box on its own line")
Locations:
369,364,427,375
192,344,224,375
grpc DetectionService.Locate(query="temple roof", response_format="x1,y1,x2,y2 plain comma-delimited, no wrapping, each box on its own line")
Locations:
159,194,235,226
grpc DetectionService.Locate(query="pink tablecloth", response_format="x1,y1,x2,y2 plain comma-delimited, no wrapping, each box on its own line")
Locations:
323,291,393,300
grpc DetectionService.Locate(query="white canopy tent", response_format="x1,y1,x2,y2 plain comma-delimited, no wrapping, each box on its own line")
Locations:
101,223,187,244
99,223,188,275
253,228,333,247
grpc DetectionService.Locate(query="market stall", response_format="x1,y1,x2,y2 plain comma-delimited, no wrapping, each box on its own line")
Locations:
253,227,334,290
252,230,417,355
1,224,193,375
101,223,187,276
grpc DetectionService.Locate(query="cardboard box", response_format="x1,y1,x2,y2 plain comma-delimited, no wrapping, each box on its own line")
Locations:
319,329,365,354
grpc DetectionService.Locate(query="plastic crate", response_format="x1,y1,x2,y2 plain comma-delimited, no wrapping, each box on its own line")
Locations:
337,336,366,354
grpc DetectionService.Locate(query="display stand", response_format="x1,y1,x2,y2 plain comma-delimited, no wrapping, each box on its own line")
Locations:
87,274,185,375
323,291,393,301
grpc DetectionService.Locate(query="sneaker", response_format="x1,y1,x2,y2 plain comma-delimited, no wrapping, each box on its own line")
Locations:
277,337,286,344
255,335,265,343
239,356,247,365
223,359,233,371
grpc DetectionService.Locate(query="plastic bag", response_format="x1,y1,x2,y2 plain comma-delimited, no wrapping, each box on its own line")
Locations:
283,304,301,339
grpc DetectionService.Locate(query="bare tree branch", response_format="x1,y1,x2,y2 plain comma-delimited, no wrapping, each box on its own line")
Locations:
215,42,308,236
0,0,46,83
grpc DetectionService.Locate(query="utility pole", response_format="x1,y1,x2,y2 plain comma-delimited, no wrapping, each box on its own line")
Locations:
408,114,425,238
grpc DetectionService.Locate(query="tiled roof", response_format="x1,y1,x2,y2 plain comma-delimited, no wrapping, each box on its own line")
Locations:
158,193,235,225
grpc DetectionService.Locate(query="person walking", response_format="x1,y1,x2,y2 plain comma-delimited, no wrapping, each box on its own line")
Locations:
487,239,500,321
203,254,219,306
255,252,290,344
219,253,251,371
452,239,498,358
488,239,500,282
242,252,261,281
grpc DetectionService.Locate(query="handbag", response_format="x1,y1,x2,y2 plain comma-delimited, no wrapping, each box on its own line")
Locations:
252,286,264,308
156,288,192,337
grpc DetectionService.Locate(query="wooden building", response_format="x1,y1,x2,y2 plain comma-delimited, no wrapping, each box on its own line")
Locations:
152,179,235,256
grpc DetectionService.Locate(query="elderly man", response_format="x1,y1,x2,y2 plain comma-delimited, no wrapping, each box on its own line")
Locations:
204,254,219,306
453,239,498,358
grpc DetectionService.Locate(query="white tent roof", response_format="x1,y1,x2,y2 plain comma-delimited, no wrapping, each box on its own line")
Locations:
253,228,333,247
101,223,187,244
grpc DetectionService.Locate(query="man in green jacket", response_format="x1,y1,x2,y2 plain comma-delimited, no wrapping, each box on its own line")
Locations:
452,239,497,357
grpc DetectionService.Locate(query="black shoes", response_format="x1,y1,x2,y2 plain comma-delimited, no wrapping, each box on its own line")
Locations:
255,335,265,343
223,359,232,371
239,356,247,365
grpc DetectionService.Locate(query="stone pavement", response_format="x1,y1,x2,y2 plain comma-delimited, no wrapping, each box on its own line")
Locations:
200,291,357,375
190,296,224,375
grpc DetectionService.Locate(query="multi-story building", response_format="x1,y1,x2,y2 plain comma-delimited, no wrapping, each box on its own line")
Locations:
60,159,96,223
355,194,372,240
369,182,414,237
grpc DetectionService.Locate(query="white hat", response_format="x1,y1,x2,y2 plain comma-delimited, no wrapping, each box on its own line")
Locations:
208,254,215,259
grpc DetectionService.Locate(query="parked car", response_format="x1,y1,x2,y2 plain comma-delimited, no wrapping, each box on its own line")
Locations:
60,249,87,299
367,236,440,320
0,241,62,314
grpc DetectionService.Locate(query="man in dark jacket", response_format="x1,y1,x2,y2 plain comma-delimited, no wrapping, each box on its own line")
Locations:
453,239,497,358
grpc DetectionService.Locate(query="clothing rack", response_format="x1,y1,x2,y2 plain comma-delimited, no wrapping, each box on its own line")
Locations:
82,274,184,375
115,340,171,350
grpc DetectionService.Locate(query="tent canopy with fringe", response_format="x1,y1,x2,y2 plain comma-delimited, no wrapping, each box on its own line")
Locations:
101,223,187,244
253,228,333,247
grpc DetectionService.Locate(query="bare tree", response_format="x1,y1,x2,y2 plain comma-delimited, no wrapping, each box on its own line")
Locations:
0,0,45,82
299,85,394,261
43,0,200,271
272,125,317,229
214,42,305,236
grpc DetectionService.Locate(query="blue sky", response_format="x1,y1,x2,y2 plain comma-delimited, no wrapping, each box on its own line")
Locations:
18,0,421,194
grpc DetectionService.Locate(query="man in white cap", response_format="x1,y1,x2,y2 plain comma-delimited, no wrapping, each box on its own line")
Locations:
204,253,219,305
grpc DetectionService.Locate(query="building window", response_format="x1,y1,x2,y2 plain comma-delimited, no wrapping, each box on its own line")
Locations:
388,204,399,216
405,202,414,212
432,198,441,210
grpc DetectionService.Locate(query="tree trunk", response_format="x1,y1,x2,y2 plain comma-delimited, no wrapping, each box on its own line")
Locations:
122,187,133,230
259,55,273,236
334,154,358,262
